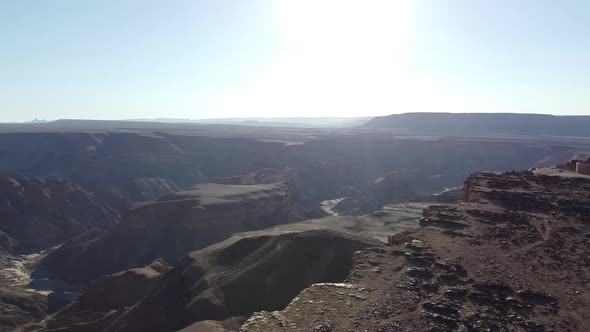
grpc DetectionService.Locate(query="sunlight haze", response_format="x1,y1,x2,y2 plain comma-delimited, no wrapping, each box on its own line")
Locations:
1,0,588,121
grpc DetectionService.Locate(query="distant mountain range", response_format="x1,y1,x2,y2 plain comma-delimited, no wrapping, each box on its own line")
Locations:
126,117,371,128
4,113,590,138
2,117,370,128
362,113,590,137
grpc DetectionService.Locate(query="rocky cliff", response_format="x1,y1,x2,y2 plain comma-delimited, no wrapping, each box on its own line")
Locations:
0,176,118,251
25,259,170,332
0,287,47,331
36,183,294,284
95,177,179,212
0,131,581,207
332,169,450,215
214,167,327,221
243,168,590,331
26,230,378,332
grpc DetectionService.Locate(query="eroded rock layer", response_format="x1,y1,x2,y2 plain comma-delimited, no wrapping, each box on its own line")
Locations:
0,287,47,331
36,183,294,284
0,176,118,251
243,169,590,331
26,230,378,332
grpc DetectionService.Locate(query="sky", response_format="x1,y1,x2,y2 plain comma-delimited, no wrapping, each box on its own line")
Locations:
1,0,589,121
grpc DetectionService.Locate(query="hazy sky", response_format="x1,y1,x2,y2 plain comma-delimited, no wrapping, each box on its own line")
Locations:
1,0,588,121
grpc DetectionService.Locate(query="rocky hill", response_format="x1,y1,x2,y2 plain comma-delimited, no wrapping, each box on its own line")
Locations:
35,182,296,284
242,168,590,331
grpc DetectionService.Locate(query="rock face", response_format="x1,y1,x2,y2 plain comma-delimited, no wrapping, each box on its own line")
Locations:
0,231,18,252
576,158,590,175
243,168,590,331
36,183,294,284
31,230,378,332
176,320,237,332
1,125,588,331
0,287,47,330
107,230,378,332
73,258,169,312
0,176,118,251
0,130,580,208
95,177,179,212
32,259,170,332
214,167,327,221
332,169,449,215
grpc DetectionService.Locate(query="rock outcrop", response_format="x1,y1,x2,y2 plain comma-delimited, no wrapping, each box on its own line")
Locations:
0,176,118,251
95,177,179,212
214,167,327,221
72,258,169,312
175,320,240,332
333,169,448,215
576,157,590,175
243,168,590,331
0,231,18,252
36,183,294,284
31,230,379,332
0,287,47,331
29,259,170,332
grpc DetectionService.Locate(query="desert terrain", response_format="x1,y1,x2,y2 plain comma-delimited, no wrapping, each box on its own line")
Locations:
0,114,589,331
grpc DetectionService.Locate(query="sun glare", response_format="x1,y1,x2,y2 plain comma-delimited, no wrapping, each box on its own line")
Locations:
277,0,414,54
208,0,487,117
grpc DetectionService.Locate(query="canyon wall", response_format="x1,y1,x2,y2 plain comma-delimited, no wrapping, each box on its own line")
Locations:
36,182,293,284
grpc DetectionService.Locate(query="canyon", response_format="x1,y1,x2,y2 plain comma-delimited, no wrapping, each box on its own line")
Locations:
0,115,589,331
242,168,590,331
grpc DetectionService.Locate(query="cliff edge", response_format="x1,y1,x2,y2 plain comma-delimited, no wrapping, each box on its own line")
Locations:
243,167,590,331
